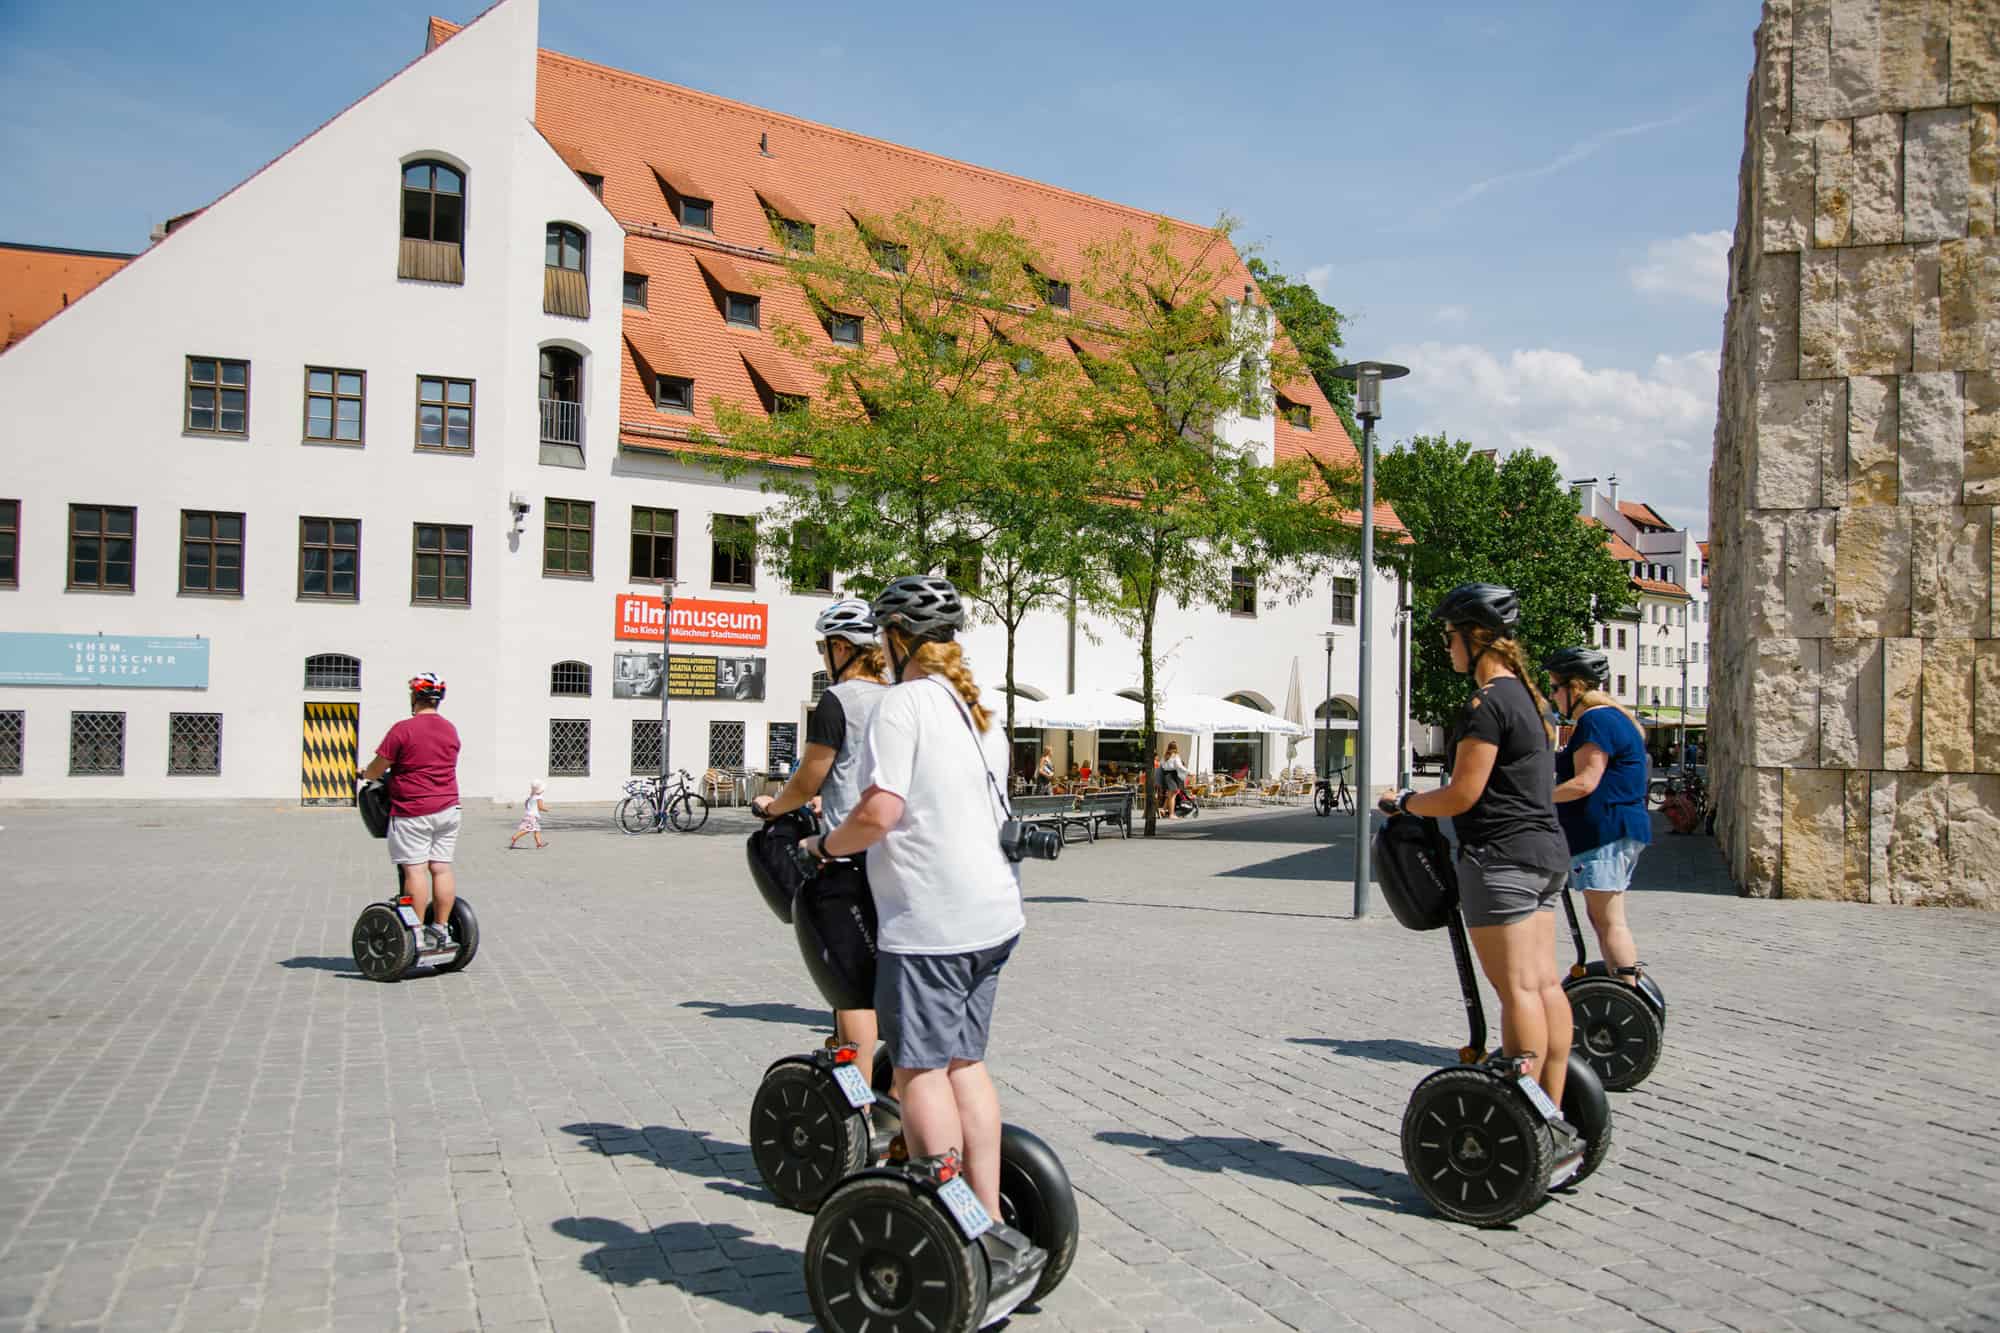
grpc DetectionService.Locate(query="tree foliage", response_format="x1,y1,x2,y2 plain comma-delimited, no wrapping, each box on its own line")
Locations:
1374,434,1633,727
1245,257,1357,444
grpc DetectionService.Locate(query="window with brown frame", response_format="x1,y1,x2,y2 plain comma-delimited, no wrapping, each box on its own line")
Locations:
543,499,593,578
416,376,473,451
0,499,17,587
185,357,248,435
1330,576,1356,626
623,272,648,308
304,367,364,444
412,523,471,605
180,510,244,596
68,505,135,591
655,375,693,414
711,515,755,589
544,223,589,318
1229,567,1257,617
400,160,465,283
630,507,676,582
299,518,360,601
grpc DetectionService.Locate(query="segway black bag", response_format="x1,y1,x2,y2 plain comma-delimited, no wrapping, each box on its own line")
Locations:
1372,813,1457,931
358,779,391,839
746,808,820,923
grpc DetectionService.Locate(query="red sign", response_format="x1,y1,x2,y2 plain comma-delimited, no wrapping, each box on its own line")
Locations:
615,594,769,647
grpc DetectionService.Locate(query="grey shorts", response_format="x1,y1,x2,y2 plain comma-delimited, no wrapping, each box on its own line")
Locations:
388,807,461,865
876,936,1019,1070
1457,846,1564,928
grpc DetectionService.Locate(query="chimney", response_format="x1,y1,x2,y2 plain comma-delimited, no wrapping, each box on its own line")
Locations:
759,131,770,156
1243,283,1254,305
1607,473,1621,505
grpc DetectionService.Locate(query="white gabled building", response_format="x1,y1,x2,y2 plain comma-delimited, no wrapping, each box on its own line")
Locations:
0,0,1408,805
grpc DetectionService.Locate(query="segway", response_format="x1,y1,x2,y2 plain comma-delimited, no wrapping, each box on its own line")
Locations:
350,778,479,982
742,816,1077,1330
1559,881,1666,1091
1373,814,1611,1227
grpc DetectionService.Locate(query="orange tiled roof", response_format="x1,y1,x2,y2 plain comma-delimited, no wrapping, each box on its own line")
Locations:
1632,577,1689,599
0,243,132,351
1618,499,1672,531
1584,516,1645,564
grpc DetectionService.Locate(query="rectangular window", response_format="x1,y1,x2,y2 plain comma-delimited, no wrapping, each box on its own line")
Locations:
1330,576,1357,626
708,720,745,768
304,366,365,444
167,713,223,776
179,510,244,596
0,499,17,587
543,499,593,578
412,523,471,605
623,272,649,308
186,357,248,435
299,517,360,600
778,218,815,252
795,524,835,594
711,515,755,589
550,661,592,696
630,507,677,582
679,197,713,230
631,719,662,775
549,719,590,776
1229,567,1257,617
655,375,693,414
1616,674,1627,695
416,377,474,451
1284,402,1313,429
68,504,135,591
69,711,125,775
725,293,760,328
1042,278,1070,310
828,313,863,345
0,710,20,775
871,239,907,273
1616,628,1627,650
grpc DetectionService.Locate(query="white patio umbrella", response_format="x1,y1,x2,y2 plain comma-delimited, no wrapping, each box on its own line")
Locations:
1281,658,1306,763
1008,690,1144,732
1154,693,1308,737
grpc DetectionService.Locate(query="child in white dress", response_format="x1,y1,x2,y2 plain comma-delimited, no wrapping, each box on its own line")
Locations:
509,780,548,849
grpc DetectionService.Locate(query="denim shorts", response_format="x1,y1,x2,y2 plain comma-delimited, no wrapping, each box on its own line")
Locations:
1571,837,1646,892
876,935,1018,1069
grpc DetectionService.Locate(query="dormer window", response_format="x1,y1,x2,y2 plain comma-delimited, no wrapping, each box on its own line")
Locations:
579,173,604,199
726,293,760,328
678,196,712,230
827,312,863,346
1043,279,1070,309
779,218,815,252
1278,395,1312,429
655,375,693,414
872,239,907,274
651,164,713,231
693,251,759,328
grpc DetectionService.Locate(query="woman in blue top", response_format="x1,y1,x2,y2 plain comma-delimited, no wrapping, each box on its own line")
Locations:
1546,647,1652,983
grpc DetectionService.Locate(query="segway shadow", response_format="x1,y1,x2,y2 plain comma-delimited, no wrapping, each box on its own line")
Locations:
350,778,479,982
1558,881,1667,1090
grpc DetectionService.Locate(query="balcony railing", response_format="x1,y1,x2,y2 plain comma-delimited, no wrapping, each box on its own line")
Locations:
540,398,582,446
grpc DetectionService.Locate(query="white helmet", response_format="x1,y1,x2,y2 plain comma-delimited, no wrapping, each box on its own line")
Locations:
814,599,878,645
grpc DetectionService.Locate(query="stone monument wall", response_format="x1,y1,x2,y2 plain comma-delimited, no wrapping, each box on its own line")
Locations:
1710,0,1999,903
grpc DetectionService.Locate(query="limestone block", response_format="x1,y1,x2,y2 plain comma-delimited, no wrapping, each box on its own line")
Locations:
1746,767,1786,895
1760,0,1797,123
1814,119,1855,248
1852,112,1907,243
1950,1,2000,102
1910,504,1993,638
1941,237,2000,370
1837,244,1917,375
1781,767,1848,899
1827,0,1951,116
1899,371,1968,502
1799,249,1842,379
1847,373,1900,505
1883,636,1924,768
1748,513,1791,637
1968,372,2000,503
1922,637,1977,771
1834,506,1914,635
1820,636,1886,767
1970,106,1998,239
1754,379,1845,507
1843,770,1872,901
1912,241,1944,370
1758,251,1802,382
1752,637,1822,767
1789,508,1839,636
1976,639,2000,772
1869,772,1898,898
1763,127,1817,254
1885,770,1951,902
1905,107,1973,242
1792,1,1836,123
1946,775,2000,906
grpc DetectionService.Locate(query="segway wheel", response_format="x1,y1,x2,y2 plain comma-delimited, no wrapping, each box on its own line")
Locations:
352,904,417,982
997,1123,1078,1301
428,898,479,975
807,1176,987,1333
1564,976,1664,1091
751,1063,871,1211
1402,1067,1551,1227
1313,784,1332,817
1559,1052,1612,1189
670,793,711,832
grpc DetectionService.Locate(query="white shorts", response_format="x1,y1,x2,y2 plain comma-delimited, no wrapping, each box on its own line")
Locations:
388,808,461,865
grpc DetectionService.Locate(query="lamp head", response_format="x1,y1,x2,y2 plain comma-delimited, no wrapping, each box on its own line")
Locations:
1330,361,1409,423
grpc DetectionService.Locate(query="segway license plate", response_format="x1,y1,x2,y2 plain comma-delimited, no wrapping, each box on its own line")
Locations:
395,905,422,929
1516,1074,1561,1122
935,1175,994,1241
830,1063,876,1109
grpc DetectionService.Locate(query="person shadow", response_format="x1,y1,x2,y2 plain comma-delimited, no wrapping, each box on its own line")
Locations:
1288,1036,1461,1064
551,1216,807,1320
275,956,364,979
1094,1130,1422,1213
679,999,828,1028
560,1122,757,1185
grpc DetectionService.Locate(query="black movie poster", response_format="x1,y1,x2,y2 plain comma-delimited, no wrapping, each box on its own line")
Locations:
613,652,767,701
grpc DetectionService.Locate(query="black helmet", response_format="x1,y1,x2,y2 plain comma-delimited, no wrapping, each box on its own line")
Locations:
1431,583,1519,636
1544,646,1610,687
870,575,965,642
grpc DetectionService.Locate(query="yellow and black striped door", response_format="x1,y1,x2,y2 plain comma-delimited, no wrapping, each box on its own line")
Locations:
302,703,359,805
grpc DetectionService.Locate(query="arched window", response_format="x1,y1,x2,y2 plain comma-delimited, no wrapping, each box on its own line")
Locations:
550,660,592,697
399,160,464,283
1314,697,1357,777
545,223,586,271
539,347,583,451
544,223,590,318
304,653,361,690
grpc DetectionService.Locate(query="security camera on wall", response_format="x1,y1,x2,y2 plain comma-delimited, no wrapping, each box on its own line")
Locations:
508,492,530,533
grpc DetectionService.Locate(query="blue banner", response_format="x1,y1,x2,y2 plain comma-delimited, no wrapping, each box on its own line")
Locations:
0,633,211,688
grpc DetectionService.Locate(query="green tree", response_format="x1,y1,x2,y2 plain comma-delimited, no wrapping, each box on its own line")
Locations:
1245,257,1357,444
1374,433,1633,726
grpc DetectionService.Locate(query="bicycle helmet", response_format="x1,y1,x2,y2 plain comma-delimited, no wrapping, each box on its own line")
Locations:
408,672,447,704
870,575,965,643
1430,583,1519,636
813,599,878,646
1544,646,1610,687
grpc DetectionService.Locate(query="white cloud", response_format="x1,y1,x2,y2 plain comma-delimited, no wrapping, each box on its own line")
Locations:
1380,340,1720,533
1435,304,1469,327
1303,263,1335,297
1630,230,1732,305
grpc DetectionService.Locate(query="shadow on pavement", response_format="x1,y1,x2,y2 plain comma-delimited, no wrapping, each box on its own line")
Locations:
553,1216,804,1318
1024,895,1347,921
1215,846,1349,882
560,1123,754,1182
1095,1130,1419,1212
1289,1035,1459,1064
680,999,828,1027
275,956,364,978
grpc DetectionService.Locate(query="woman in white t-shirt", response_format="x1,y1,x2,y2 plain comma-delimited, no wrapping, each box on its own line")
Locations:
800,575,1026,1223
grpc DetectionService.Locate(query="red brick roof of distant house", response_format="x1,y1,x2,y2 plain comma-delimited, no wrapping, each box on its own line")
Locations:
1618,499,1673,531
0,243,132,351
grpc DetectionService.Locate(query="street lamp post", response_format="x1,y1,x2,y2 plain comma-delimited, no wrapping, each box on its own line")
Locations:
658,584,679,785
1396,575,1413,791
1331,359,1409,920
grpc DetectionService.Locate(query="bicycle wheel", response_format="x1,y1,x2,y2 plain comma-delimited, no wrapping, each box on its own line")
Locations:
669,792,711,831
616,794,659,835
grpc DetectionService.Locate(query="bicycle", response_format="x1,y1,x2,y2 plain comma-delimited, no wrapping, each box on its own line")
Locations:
616,769,710,834
1312,770,1355,817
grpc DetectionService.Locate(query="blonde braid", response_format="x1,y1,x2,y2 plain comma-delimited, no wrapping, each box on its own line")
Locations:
1556,677,1638,728
1486,636,1557,745
855,645,890,682
909,641,991,731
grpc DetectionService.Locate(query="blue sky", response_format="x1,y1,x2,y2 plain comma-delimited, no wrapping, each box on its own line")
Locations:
0,0,1756,532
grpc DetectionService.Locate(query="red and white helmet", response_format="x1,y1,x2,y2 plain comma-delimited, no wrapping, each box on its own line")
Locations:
408,672,447,703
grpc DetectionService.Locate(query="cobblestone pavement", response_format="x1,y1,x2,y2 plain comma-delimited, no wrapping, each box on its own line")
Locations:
1,799,1997,1333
